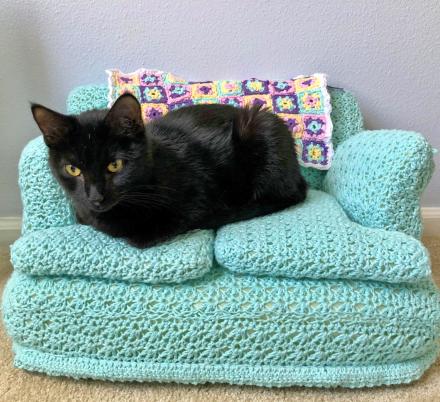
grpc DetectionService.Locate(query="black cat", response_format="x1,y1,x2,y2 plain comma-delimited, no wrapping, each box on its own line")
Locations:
31,94,307,248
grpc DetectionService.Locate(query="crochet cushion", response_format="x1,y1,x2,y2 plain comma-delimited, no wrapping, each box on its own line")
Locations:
107,69,334,169
215,189,430,283
3,269,440,387
10,225,213,284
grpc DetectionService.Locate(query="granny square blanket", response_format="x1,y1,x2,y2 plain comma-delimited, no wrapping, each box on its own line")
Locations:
107,69,334,169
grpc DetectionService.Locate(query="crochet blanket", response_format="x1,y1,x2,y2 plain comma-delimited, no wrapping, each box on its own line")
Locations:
107,69,333,170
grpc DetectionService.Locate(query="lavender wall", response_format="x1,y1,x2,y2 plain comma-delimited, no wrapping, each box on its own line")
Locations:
0,0,439,215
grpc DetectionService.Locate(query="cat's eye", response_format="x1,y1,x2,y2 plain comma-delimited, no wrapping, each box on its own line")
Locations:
65,164,81,177
107,159,124,173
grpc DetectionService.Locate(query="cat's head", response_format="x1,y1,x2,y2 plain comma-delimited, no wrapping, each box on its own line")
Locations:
31,94,148,213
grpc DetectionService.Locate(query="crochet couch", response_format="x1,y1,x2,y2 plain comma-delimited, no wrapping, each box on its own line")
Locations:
2,85,440,388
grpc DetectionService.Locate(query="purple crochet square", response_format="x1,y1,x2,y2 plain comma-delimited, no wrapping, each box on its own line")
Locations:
219,97,244,108
272,94,299,114
242,78,270,95
302,140,329,166
140,86,167,104
165,84,191,101
143,105,168,120
303,116,327,139
139,71,163,86
269,80,295,95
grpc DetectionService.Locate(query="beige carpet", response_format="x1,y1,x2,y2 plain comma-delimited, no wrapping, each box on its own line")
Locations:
0,237,439,402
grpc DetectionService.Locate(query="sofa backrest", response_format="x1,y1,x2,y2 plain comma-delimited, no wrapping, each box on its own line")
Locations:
66,85,364,189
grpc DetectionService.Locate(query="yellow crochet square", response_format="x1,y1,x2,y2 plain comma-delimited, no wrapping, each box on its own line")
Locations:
111,70,140,86
242,95,273,110
278,114,304,139
191,83,219,99
293,76,322,92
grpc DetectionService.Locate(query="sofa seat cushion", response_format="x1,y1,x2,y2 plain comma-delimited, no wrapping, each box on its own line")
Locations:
10,225,214,284
215,190,430,283
3,269,440,387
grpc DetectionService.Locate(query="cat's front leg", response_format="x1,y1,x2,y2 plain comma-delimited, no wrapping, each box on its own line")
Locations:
74,211,86,224
124,236,162,248
123,222,187,249
73,204,94,225
123,232,179,249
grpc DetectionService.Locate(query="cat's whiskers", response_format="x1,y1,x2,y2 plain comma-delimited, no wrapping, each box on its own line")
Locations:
117,191,173,209
123,184,178,193
118,198,170,210
119,193,172,202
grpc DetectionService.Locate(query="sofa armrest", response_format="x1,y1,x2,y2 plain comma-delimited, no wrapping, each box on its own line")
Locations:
19,136,75,235
323,130,435,238
19,84,109,234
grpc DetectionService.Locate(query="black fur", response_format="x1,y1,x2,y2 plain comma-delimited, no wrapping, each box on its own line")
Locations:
31,94,307,248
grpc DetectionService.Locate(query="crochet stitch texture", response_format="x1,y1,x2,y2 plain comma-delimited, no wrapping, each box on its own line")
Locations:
215,190,430,283
3,269,440,387
11,224,214,284
2,83,439,388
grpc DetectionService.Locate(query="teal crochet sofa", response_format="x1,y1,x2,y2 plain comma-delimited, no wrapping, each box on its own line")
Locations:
2,85,440,388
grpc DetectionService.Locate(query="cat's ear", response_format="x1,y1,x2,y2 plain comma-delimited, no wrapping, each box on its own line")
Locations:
31,104,76,148
105,94,144,136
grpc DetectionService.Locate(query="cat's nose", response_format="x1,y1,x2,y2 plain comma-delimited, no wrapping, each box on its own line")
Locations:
90,195,104,205
90,197,105,209
88,186,105,206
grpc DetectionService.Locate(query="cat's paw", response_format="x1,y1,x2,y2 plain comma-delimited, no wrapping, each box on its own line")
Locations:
124,236,162,249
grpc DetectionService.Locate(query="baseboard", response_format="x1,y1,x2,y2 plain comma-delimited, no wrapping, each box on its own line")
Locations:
422,208,440,237
0,209,438,244
0,217,21,245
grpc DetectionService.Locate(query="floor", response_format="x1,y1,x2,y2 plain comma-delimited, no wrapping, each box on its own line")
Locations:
0,236,439,402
